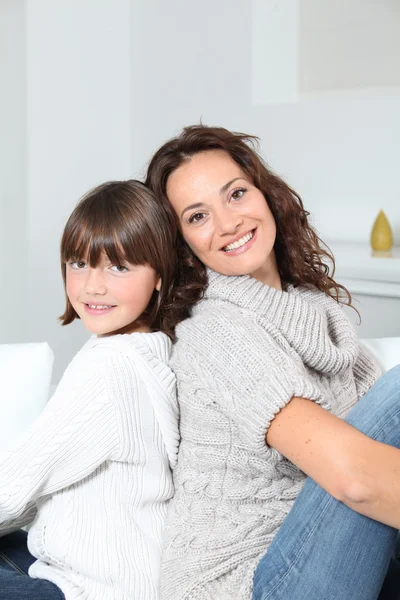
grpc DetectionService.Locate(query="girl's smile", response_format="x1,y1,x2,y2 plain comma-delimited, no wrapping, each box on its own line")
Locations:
83,303,116,316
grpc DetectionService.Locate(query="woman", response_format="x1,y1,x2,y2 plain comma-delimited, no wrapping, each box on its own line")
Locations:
145,125,400,600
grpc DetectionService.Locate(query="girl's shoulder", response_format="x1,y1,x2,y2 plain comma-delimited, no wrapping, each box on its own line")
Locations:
82,332,178,466
63,332,172,390
82,331,171,362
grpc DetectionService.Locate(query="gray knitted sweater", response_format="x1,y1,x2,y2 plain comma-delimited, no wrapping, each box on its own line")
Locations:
161,270,381,600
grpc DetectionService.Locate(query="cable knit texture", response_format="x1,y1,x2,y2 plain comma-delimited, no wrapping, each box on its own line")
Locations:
0,331,177,600
160,270,382,600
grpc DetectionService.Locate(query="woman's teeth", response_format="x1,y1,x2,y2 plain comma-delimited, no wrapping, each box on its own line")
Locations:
224,231,254,252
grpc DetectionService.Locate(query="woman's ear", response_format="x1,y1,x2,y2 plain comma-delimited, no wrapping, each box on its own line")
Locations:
155,276,162,291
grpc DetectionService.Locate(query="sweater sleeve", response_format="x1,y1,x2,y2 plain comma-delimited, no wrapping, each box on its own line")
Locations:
176,309,327,455
353,342,382,399
0,346,122,533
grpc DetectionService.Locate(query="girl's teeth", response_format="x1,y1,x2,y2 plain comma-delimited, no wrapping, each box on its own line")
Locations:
224,231,254,252
88,304,112,309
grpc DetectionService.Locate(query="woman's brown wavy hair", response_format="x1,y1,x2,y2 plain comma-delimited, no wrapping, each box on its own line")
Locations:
60,179,178,340
145,124,354,331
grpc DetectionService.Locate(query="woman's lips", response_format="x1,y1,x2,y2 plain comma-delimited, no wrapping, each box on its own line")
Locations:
221,228,257,256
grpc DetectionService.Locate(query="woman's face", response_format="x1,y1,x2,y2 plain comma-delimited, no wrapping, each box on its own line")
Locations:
166,150,281,288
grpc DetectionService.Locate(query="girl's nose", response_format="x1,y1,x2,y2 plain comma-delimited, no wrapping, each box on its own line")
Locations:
84,268,107,295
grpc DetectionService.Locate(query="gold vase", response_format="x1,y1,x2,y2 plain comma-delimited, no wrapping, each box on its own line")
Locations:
371,210,393,255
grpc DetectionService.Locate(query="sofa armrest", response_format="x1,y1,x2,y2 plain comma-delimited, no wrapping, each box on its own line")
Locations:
360,337,400,373
0,342,53,450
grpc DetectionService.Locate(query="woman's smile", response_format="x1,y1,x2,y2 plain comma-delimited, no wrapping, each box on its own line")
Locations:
220,228,257,254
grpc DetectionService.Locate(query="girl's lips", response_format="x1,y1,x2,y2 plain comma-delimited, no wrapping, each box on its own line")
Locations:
84,304,116,316
221,228,257,256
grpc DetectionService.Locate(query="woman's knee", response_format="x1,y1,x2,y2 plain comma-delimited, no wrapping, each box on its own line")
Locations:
346,365,400,445
382,363,400,383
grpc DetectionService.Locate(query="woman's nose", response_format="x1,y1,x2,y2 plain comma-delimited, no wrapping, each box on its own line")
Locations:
215,208,243,235
84,268,107,295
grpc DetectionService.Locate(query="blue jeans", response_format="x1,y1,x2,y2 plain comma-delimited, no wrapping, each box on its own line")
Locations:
0,530,64,599
253,365,400,600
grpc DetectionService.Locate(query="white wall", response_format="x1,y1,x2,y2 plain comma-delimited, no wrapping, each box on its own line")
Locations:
25,0,132,382
0,1,132,381
129,0,400,342
1,1,399,381
299,1,400,92
0,0,28,342
130,0,253,177
130,0,400,246
251,92,400,244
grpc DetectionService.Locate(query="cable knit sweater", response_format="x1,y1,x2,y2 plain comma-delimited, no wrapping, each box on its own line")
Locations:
160,270,381,600
0,332,178,600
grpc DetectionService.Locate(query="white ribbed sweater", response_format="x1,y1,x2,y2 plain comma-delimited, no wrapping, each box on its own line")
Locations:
161,270,382,600
0,332,178,600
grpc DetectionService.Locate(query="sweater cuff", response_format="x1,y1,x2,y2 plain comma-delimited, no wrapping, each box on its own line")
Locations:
236,371,328,455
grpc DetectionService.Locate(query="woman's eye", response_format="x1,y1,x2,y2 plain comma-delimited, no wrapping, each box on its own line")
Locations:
230,188,246,201
188,212,206,224
70,260,86,269
111,264,128,273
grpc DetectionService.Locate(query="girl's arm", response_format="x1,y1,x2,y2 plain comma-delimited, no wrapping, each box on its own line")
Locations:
0,347,121,531
267,395,400,528
0,503,37,538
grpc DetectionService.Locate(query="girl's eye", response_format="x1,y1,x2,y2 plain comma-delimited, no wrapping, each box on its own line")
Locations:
70,260,87,269
188,212,206,224
230,187,246,201
111,264,129,273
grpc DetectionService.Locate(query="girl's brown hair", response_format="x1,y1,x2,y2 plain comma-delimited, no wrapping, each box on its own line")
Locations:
60,179,177,340
145,124,353,329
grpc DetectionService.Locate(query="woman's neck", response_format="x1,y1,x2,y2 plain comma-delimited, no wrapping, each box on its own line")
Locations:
250,251,282,290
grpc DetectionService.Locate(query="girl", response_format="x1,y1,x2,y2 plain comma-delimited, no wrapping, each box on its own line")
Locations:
145,125,400,600
0,180,180,600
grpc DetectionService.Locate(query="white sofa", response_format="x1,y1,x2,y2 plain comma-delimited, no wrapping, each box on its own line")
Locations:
359,338,400,373
0,342,53,451
0,338,399,451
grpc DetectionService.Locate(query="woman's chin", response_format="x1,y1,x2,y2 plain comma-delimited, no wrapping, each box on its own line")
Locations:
207,258,269,279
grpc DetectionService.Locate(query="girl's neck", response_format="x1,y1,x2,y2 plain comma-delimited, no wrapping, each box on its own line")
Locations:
98,324,152,338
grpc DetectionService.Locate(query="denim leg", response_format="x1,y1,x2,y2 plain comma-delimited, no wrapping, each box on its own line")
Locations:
253,365,400,600
378,554,400,600
0,531,64,600
0,531,35,574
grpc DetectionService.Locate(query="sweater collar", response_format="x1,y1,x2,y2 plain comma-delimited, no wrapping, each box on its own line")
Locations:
202,269,359,374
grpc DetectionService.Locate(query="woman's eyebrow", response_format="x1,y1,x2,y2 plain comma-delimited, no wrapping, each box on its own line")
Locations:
181,202,205,219
180,177,245,219
219,177,243,195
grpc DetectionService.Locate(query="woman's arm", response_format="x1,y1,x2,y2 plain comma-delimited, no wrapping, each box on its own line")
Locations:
267,396,400,528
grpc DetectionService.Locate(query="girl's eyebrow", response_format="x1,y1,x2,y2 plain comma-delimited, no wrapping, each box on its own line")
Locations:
180,177,245,219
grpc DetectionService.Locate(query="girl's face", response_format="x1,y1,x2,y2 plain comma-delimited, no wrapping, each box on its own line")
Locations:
166,150,281,288
66,253,161,336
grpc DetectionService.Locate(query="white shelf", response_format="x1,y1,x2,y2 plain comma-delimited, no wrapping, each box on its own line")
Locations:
326,242,400,298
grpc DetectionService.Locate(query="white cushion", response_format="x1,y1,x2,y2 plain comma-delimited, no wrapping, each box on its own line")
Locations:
0,342,53,450
360,337,400,373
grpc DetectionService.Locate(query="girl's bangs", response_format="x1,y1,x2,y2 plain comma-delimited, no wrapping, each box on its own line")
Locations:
62,212,150,267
